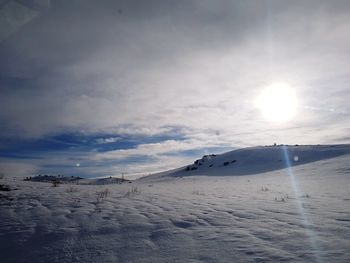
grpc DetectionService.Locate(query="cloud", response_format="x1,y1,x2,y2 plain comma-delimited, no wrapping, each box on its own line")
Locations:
0,1,350,176
93,139,218,161
96,137,122,144
0,1,39,42
0,159,38,177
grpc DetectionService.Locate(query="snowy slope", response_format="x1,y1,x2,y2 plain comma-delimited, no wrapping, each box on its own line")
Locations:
141,144,350,181
1,145,350,262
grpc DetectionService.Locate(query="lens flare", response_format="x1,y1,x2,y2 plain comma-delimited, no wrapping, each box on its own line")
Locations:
282,146,323,262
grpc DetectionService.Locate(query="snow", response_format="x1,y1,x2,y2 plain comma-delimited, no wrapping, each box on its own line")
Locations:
142,144,350,180
1,145,350,262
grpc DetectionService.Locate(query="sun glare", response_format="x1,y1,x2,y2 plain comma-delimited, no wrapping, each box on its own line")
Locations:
255,83,298,123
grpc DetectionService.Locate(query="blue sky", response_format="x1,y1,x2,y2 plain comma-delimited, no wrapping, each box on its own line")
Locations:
0,0,350,178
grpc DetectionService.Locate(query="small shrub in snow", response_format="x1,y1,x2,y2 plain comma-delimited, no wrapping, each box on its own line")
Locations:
274,196,286,202
125,186,140,197
95,188,109,204
52,180,60,187
66,186,78,193
261,186,269,192
96,188,109,199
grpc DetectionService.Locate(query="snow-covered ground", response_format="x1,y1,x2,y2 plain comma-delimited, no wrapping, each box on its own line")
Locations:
1,145,350,262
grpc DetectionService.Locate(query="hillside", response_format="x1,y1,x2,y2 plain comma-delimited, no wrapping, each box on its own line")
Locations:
140,144,350,181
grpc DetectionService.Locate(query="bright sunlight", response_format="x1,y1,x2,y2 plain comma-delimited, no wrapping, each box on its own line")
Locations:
255,83,298,123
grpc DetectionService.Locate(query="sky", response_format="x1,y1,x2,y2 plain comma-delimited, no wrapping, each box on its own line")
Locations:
0,0,350,178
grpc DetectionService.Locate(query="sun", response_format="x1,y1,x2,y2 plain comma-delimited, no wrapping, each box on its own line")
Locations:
255,83,298,123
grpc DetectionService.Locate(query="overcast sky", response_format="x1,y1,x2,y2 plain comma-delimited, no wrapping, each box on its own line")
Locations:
0,0,349,178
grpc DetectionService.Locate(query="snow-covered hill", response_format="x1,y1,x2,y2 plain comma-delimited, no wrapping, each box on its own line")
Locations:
1,144,350,262
140,144,350,181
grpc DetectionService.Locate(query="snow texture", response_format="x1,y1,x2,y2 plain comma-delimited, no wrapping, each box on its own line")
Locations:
0,145,350,262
